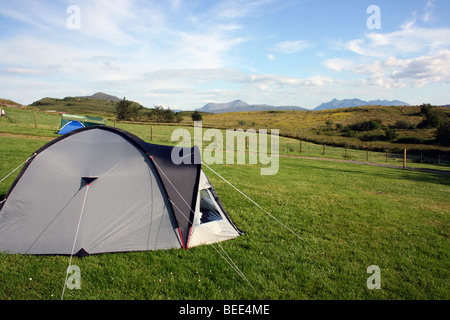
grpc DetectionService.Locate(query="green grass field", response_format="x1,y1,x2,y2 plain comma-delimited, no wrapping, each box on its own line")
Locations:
0,108,449,300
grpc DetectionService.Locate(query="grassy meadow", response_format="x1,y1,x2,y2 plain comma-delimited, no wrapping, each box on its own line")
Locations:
0,106,449,300
200,105,450,153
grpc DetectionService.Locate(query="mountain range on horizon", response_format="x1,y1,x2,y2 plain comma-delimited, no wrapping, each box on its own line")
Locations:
71,93,411,112
197,100,308,113
196,98,411,113
313,98,410,111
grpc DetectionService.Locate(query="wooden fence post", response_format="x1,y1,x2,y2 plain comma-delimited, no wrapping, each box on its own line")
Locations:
34,111,37,128
151,125,153,141
403,148,407,169
299,140,302,153
323,144,325,155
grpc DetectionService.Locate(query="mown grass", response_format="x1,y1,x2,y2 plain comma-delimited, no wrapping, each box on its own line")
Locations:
0,128,449,300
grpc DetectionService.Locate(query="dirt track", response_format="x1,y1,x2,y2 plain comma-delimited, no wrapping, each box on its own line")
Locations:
0,132,54,140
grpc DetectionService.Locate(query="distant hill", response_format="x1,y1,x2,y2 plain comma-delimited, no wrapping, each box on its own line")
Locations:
0,98,26,109
197,100,308,113
27,92,142,117
29,95,122,117
314,98,410,111
77,92,121,102
200,100,249,113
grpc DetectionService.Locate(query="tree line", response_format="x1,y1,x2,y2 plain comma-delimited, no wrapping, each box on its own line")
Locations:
418,103,450,146
115,97,183,123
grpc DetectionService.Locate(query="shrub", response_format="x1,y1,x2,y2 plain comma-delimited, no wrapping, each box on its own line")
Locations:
394,136,424,144
175,113,183,123
348,120,381,132
115,97,139,121
341,130,357,138
418,104,448,129
436,121,450,146
360,133,386,142
394,120,411,129
150,105,179,123
191,111,203,122
420,103,433,115
427,109,447,128
164,108,175,122
384,127,399,141
238,120,246,127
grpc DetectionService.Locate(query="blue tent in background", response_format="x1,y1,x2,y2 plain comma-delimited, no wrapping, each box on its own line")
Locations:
58,114,106,135
58,120,85,135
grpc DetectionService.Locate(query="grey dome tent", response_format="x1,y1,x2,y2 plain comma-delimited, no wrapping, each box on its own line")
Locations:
0,126,242,256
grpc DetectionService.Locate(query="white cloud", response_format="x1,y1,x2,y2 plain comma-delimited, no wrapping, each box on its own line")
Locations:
78,0,139,45
346,21,450,58
1,67,44,75
113,68,335,108
389,50,450,84
421,0,435,22
341,50,450,89
323,58,354,72
142,68,333,89
214,0,277,19
332,14,450,91
0,1,250,78
302,76,334,87
0,0,265,107
272,40,312,54
267,54,277,60
170,0,182,11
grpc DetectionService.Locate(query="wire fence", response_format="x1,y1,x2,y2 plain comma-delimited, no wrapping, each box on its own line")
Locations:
114,123,450,170
278,139,450,169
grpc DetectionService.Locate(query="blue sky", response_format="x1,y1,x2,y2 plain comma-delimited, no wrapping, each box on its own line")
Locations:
0,0,449,110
